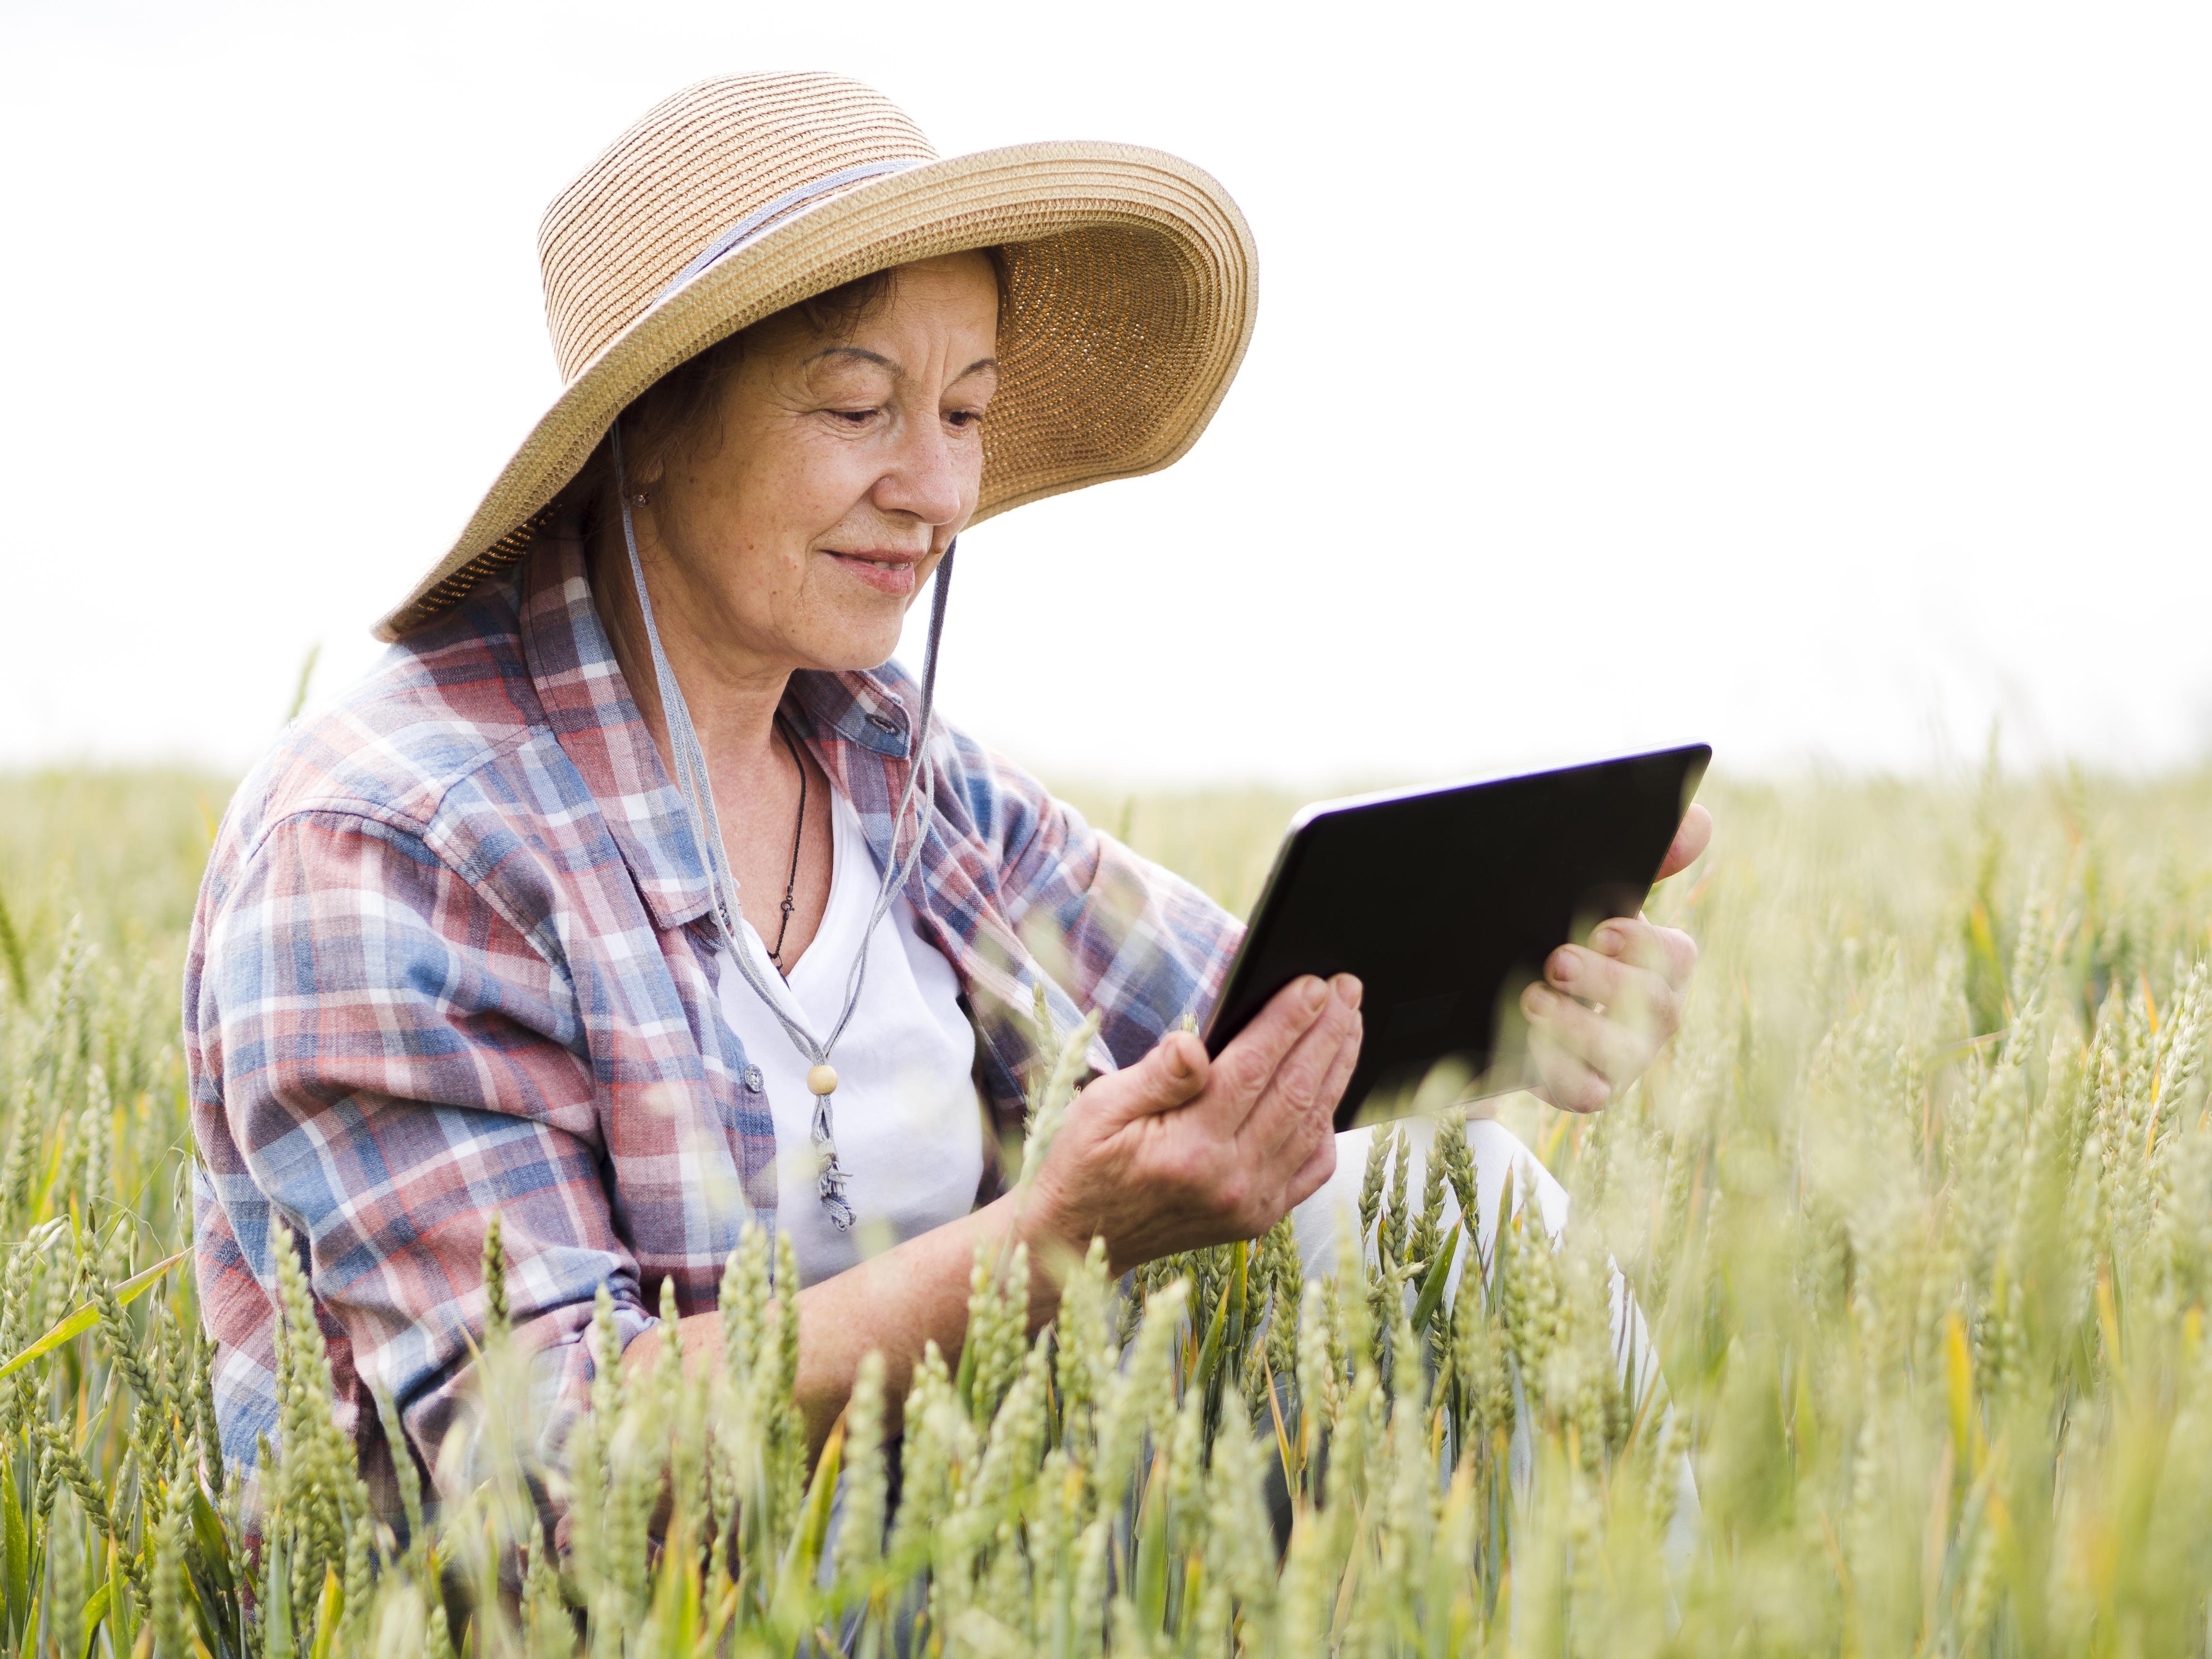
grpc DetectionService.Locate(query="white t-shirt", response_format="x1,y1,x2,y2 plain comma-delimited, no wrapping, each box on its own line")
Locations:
714,789,985,1287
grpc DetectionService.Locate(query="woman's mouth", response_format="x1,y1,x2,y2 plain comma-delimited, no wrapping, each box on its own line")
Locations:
825,550,921,596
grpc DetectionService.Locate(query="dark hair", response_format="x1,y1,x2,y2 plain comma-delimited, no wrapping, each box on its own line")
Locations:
555,251,1006,536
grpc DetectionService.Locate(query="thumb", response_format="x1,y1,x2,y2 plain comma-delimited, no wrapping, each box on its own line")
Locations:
1655,803,1713,882
1097,1031,1210,1124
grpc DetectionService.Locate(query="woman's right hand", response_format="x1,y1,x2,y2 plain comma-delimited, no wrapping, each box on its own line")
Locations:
1023,974,1364,1274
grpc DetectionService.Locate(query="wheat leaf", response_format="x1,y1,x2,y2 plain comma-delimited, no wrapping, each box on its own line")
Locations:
0,1251,187,1383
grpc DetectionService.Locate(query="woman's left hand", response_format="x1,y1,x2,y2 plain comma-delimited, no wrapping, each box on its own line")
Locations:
1520,804,1712,1114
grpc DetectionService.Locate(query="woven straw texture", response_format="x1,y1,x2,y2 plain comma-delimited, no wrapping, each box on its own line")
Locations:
377,72,1257,640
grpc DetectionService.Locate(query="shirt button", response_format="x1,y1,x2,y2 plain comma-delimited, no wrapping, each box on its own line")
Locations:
743,1066,763,1091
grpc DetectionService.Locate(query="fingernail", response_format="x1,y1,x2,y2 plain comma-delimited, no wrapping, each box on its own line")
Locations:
1334,974,1364,1011
1549,948,1578,984
1522,984,1553,1017
1164,1039,1195,1080
1593,925,1624,956
1301,977,1329,1015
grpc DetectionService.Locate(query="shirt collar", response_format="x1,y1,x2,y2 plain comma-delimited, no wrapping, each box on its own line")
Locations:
785,664,913,759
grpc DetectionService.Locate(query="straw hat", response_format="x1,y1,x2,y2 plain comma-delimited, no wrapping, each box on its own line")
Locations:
375,72,1258,641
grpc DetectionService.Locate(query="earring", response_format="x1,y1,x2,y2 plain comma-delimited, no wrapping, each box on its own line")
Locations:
628,491,650,506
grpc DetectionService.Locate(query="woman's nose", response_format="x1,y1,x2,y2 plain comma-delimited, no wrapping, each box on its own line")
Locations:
872,414,971,526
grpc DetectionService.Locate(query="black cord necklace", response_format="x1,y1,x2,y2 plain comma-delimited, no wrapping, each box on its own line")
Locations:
766,717,807,974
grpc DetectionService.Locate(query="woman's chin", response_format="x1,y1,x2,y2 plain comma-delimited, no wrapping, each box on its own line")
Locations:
793,627,910,678
775,589,919,677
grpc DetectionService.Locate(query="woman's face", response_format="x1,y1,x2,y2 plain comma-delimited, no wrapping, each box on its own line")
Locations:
638,252,1000,677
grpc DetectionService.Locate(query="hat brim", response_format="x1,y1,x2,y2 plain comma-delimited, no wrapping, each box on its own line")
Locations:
375,141,1257,641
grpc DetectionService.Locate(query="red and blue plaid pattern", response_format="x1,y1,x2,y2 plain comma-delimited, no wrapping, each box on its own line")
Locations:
186,528,1240,1524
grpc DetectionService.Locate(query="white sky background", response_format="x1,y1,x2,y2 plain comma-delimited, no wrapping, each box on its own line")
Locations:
2,1,2207,789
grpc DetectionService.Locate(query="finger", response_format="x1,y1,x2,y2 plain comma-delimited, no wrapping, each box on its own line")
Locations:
1543,947,1684,1039
1213,975,1356,1137
1257,1009,1362,1166
1585,918,1699,990
1095,1029,1210,1125
1522,982,1657,1091
1529,1033,1614,1114
1316,1020,1363,1127
1238,976,1362,1150
1282,1125,1339,1212
1206,976,1334,1121
1654,803,1712,881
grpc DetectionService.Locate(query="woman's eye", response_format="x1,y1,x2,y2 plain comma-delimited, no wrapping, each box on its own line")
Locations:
828,407,877,426
947,409,984,429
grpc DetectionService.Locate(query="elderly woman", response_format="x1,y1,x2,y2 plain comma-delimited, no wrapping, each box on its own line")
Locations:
186,74,1707,1515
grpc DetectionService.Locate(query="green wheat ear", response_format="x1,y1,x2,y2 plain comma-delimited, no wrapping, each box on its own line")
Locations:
284,641,321,726
0,882,28,1006
482,1209,510,1337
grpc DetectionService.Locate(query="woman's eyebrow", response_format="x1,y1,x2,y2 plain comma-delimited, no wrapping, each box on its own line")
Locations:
804,345,899,373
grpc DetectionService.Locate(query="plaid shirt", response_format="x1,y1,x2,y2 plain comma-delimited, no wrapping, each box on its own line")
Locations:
186,528,1240,1519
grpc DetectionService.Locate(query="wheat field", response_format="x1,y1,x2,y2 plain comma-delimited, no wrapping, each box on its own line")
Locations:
3,761,2212,1656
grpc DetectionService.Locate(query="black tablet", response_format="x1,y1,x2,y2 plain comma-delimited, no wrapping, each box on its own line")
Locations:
1202,743,1711,1128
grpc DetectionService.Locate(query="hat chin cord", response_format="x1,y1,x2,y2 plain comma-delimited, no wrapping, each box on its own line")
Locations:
612,421,956,1234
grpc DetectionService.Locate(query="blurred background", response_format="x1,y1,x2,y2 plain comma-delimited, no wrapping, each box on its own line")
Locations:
3,0,2206,789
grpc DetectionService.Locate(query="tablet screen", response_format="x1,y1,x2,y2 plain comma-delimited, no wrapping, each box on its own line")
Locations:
1201,744,1710,1127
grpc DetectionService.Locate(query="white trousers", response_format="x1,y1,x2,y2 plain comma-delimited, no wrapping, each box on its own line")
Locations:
1288,1117,1700,1574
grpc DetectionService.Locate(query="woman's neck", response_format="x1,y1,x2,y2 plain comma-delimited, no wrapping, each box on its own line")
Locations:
584,511,838,973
